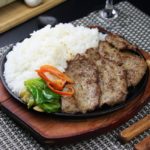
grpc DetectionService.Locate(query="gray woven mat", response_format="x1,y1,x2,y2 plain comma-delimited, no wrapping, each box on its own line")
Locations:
0,1,150,150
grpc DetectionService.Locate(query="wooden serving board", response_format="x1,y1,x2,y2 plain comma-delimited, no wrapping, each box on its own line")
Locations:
0,0,65,33
0,50,150,145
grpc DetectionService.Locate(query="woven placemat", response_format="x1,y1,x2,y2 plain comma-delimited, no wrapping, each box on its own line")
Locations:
0,1,150,150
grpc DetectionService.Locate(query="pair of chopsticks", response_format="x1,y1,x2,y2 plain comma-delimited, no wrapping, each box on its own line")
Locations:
119,114,150,150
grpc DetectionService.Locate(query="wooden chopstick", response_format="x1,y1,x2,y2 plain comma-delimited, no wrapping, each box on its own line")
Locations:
134,136,150,150
119,114,150,143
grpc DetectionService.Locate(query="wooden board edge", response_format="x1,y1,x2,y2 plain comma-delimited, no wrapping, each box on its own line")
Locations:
0,0,66,33
0,81,11,103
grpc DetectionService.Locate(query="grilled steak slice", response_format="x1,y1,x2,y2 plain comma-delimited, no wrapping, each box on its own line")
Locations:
84,48,100,62
84,48,127,106
98,40,147,87
96,58,128,106
61,55,100,113
106,34,137,50
62,33,147,114
120,52,147,86
61,96,80,113
98,41,122,65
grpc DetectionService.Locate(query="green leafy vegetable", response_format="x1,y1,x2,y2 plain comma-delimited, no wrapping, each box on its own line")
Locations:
23,78,61,113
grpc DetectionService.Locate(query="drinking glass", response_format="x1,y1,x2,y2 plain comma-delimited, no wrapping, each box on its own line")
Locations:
100,0,118,20
97,0,130,30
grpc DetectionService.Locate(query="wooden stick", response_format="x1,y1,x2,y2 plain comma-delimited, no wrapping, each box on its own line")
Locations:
134,136,150,150
119,114,150,143
146,60,150,69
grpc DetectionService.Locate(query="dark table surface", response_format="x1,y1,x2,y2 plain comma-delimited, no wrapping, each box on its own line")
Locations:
0,0,149,47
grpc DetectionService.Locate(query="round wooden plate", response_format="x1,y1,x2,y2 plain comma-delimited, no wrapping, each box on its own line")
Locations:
0,27,150,144
0,48,149,145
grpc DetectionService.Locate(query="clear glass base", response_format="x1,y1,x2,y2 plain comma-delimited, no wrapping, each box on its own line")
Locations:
100,9,118,20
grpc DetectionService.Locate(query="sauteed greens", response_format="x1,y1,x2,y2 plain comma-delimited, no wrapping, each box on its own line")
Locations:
20,78,61,113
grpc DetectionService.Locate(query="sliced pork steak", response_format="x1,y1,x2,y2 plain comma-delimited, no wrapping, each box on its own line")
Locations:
120,52,147,86
84,48,128,107
61,55,100,114
96,58,128,106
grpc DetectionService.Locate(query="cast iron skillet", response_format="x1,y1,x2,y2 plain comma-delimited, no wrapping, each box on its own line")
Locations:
0,31,149,119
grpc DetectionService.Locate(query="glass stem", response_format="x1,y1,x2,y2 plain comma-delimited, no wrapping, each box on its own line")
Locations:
99,0,118,20
105,0,114,10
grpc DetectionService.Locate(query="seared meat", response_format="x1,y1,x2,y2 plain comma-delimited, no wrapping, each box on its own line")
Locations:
98,40,147,87
106,34,137,50
61,96,80,113
62,33,147,114
84,48,128,107
96,58,128,106
84,48,100,62
61,55,100,113
120,52,147,86
98,41,122,65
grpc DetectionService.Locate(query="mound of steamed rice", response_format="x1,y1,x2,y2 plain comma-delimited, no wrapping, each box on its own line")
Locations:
4,23,106,95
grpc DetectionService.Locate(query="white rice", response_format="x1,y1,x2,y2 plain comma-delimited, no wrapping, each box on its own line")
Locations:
4,23,106,95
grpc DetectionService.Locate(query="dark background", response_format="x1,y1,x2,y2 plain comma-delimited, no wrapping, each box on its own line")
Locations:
0,0,149,47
